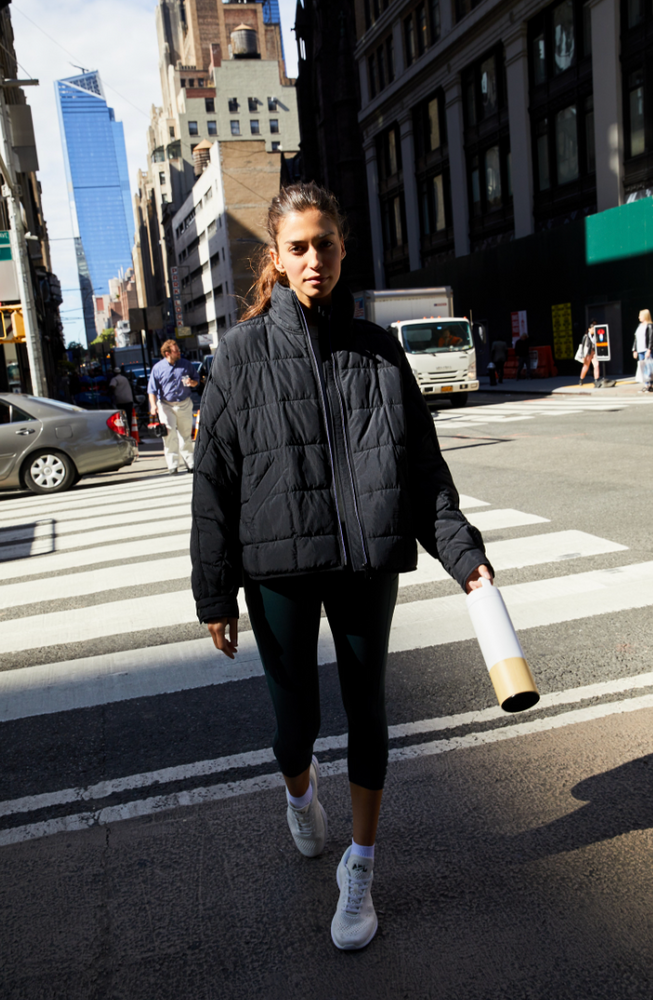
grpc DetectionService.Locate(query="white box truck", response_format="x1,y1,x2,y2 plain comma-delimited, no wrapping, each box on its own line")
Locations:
354,288,479,407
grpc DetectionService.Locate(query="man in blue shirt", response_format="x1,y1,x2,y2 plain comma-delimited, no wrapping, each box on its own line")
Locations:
148,339,199,474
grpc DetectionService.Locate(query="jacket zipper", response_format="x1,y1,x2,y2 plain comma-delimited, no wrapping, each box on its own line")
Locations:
331,347,369,569
296,298,348,564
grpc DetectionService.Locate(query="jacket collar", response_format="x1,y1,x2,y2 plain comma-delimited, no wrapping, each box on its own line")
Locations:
269,280,355,335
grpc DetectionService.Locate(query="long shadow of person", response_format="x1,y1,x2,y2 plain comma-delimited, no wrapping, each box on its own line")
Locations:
508,754,653,862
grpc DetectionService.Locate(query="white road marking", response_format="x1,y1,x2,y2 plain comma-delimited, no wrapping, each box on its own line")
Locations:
0,480,193,523
0,502,191,546
3,561,653,719
0,533,190,581
0,492,191,530
0,515,192,562
3,690,653,847
400,530,628,588
0,474,192,515
466,508,549,531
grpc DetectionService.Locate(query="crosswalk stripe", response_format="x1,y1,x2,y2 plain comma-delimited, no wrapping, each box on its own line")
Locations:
0,533,191,581
399,530,628,588
0,473,192,515
0,502,191,546
0,482,193,525
2,560,653,709
0,516,193,562
466,508,549,531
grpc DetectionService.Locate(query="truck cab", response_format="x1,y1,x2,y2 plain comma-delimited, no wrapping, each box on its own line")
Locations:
388,317,479,407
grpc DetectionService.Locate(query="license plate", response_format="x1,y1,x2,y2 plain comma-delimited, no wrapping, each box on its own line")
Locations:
440,385,453,392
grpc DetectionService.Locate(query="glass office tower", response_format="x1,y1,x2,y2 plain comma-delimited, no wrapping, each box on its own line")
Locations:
55,71,134,345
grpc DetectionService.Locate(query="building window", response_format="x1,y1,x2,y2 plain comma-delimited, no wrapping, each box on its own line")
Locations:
470,156,481,215
377,46,386,91
180,79,186,88
484,146,502,208
250,120,260,135
230,120,241,136
248,97,258,112
417,4,427,56
159,171,166,184
188,79,195,88
533,31,546,85
455,0,482,21
207,121,217,136
369,54,377,99
271,141,281,151
628,69,645,156
555,105,579,183
429,0,441,43
382,194,405,249
628,0,645,28
228,98,239,113
190,143,198,154
386,36,395,82
553,0,575,76
419,173,446,234
268,97,278,111
270,119,279,133
378,125,400,179
198,79,205,88
205,98,215,113
404,15,415,67
480,55,498,117
169,126,175,138
584,96,595,171
582,2,592,56
536,119,550,191
188,121,199,136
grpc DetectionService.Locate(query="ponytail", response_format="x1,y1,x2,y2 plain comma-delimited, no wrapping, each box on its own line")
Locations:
241,182,348,321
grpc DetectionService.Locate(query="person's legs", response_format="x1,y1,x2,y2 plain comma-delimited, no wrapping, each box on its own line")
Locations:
157,400,180,470
579,354,592,382
123,401,133,432
496,359,504,383
175,398,195,469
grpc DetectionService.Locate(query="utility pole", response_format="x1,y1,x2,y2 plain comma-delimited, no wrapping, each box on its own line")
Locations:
0,77,48,397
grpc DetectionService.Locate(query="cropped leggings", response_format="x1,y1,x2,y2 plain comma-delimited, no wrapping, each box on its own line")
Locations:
244,569,399,791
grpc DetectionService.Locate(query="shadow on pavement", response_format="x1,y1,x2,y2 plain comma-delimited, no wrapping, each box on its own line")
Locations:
0,518,55,561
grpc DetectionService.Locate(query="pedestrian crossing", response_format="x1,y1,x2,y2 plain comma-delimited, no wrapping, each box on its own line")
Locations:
432,393,653,428
1,461,651,846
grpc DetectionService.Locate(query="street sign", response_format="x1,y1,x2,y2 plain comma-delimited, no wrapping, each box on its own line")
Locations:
594,323,610,360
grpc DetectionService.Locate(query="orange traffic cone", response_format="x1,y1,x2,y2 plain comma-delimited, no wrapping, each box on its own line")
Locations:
130,409,140,445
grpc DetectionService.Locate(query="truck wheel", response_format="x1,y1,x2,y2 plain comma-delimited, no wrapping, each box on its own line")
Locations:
23,451,76,494
450,393,468,408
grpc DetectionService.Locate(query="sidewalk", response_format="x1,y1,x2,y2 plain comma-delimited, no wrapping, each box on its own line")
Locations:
477,374,646,397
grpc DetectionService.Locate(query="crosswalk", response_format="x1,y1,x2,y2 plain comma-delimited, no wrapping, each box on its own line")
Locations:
432,393,653,428
1,457,651,846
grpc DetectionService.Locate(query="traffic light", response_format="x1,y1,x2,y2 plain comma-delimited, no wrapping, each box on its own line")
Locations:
0,306,25,342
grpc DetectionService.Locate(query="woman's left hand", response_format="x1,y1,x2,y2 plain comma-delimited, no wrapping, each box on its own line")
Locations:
465,564,494,593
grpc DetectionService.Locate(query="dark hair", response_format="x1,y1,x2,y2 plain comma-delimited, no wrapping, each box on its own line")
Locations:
242,182,348,321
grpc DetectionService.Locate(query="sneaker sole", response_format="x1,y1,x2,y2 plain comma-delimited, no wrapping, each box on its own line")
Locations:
331,862,378,950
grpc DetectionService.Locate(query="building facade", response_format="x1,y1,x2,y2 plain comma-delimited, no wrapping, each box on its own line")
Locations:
354,0,653,374
136,1,299,353
55,70,134,347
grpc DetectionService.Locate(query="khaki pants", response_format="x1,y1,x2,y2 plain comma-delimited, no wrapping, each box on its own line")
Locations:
157,397,195,470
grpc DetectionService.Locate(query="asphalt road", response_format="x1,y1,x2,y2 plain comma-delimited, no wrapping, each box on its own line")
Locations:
1,390,653,1000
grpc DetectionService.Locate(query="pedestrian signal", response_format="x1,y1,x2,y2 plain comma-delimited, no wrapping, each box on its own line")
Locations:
594,324,610,360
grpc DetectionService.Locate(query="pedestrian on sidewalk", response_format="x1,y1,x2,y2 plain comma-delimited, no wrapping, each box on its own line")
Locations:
515,332,532,379
190,182,493,951
147,340,198,474
631,309,653,393
579,322,602,386
109,367,134,431
490,338,507,383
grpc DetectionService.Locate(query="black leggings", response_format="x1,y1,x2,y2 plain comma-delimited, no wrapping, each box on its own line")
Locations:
244,569,399,790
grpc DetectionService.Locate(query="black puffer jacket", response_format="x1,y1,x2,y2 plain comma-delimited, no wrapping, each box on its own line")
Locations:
191,282,490,621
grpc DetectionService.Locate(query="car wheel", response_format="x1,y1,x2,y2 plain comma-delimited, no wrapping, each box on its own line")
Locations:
23,451,76,494
450,392,468,408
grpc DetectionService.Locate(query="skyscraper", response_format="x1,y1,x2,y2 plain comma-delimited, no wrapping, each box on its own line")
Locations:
55,71,134,345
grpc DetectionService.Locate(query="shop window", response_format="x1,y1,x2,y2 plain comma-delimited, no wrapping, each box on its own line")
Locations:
555,105,579,183
536,119,550,191
629,70,645,156
553,0,575,75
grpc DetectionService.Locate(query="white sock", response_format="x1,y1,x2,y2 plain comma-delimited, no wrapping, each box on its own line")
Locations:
351,839,375,860
286,784,313,810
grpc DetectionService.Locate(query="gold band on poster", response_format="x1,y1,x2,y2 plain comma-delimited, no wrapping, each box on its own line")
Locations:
488,657,540,713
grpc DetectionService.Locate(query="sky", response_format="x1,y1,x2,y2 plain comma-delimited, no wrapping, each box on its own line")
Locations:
10,0,300,346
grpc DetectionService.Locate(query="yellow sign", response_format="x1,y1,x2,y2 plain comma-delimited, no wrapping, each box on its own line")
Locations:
551,303,573,360
0,306,25,342
176,326,192,339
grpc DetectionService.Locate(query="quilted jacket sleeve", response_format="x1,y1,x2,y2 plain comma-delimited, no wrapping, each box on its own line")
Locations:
191,337,243,621
399,350,493,590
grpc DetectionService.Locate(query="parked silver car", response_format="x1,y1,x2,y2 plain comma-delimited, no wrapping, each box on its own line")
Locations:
0,393,137,494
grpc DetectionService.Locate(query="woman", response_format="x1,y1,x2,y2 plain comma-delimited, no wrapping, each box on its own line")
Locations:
632,308,653,392
579,322,601,387
190,183,492,950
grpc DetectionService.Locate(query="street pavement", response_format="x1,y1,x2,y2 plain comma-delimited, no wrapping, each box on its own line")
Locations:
1,392,653,999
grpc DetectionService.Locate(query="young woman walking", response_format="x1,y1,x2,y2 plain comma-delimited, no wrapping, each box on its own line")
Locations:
190,183,493,950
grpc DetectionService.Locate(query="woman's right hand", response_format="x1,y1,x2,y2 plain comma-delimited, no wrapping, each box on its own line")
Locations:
633,351,638,359
207,617,239,659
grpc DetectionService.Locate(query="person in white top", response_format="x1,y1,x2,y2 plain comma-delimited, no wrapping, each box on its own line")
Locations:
631,308,653,393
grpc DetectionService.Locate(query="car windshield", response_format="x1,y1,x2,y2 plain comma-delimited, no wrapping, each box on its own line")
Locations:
24,396,85,413
400,321,473,354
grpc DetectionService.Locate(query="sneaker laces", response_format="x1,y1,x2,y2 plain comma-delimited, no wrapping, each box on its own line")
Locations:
292,803,315,836
342,868,372,915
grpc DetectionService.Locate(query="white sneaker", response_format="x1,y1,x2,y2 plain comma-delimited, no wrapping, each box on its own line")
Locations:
331,846,377,950
286,755,327,857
